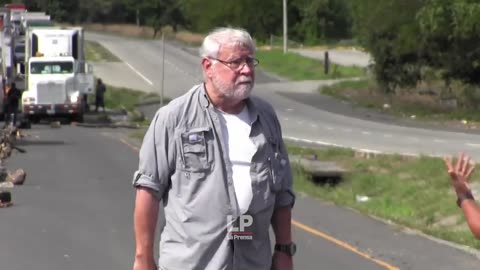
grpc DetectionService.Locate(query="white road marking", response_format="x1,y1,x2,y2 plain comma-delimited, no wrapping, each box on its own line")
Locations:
326,127,334,131
433,139,445,143
286,108,294,112
284,136,430,159
124,61,154,86
466,143,480,148
383,134,393,138
284,136,383,155
311,124,318,128
285,136,344,148
362,131,370,135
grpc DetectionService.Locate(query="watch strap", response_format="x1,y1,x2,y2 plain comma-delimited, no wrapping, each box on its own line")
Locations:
275,243,296,256
457,192,475,208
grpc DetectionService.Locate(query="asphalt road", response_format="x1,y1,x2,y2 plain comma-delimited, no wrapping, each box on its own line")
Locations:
0,125,138,269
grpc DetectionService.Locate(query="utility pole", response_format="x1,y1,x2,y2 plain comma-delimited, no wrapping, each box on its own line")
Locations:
136,8,140,26
160,32,165,107
283,0,287,54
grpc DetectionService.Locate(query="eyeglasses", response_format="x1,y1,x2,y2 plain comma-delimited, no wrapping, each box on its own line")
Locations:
209,57,259,71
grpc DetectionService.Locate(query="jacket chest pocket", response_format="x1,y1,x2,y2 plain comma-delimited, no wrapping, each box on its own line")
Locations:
179,127,213,172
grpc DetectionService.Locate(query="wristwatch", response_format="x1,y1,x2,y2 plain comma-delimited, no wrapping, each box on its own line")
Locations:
457,192,475,208
274,242,297,256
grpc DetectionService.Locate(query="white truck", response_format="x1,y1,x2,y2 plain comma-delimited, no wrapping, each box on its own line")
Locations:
20,12,52,34
21,27,94,123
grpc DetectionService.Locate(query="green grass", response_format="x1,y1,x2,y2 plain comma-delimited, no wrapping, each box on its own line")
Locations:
256,49,365,80
320,78,480,124
321,79,371,99
89,84,166,112
129,127,149,140
85,40,121,62
287,144,480,250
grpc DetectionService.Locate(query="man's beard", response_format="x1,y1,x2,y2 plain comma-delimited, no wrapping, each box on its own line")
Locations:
212,74,254,102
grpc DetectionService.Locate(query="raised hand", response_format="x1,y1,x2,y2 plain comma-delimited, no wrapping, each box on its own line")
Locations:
444,152,475,197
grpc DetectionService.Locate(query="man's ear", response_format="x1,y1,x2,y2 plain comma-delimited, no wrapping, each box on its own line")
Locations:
202,58,213,78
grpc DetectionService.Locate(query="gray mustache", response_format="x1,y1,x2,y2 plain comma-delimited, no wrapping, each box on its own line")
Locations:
237,77,253,83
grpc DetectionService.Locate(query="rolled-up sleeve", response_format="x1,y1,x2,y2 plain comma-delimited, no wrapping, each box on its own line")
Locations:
273,114,296,209
132,109,175,201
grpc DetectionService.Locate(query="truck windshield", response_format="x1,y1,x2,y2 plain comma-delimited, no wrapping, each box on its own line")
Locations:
30,61,73,74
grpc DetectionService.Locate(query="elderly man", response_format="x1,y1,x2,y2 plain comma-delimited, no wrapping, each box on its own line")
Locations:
132,27,296,270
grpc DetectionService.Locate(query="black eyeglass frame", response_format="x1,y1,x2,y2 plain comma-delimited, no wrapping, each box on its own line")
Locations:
208,56,259,71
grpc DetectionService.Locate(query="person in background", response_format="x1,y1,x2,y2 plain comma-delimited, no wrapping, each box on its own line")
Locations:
1,77,6,119
132,27,296,270
444,152,480,238
4,82,21,127
95,79,106,112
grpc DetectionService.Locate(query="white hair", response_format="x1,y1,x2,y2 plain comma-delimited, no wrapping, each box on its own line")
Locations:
199,27,256,58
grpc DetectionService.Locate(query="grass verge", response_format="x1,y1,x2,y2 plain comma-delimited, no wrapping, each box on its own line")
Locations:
256,49,365,80
320,78,480,127
85,40,121,62
286,144,480,250
89,84,165,112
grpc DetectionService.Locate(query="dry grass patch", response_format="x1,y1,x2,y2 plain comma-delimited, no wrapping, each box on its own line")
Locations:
175,30,204,45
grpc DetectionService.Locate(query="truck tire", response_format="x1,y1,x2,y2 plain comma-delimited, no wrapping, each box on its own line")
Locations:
73,113,84,123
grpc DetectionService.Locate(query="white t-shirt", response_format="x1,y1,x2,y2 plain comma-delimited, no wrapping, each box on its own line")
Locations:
217,105,257,214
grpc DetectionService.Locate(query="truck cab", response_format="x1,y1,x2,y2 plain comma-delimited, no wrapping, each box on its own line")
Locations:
21,26,94,123
22,56,84,122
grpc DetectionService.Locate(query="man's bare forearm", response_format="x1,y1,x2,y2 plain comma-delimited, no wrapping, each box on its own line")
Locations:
271,206,292,244
134,187,159,260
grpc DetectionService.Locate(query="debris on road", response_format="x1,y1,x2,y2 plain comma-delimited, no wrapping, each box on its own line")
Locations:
73,108,146,129
50,121,61,128
0,190,12,208
0,126,29,208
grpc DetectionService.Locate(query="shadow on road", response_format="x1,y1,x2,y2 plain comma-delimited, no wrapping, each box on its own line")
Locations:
16,140,66,146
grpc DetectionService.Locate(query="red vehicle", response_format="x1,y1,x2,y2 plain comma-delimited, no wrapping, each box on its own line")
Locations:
4,3,26,10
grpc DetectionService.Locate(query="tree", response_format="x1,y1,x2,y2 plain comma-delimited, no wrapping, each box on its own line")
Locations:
291,0,352,44
350,0,424,93
417,0,480,86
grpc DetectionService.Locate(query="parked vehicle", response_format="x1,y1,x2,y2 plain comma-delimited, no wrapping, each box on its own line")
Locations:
21,27,94,123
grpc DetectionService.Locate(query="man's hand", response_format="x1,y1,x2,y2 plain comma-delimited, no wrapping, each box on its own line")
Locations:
444,152,475,197
271,251,293,270
133,256,156,270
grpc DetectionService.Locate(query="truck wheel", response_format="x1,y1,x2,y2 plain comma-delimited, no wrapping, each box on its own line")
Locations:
19,118,31,129
73,114,84,123
30,116,40,124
